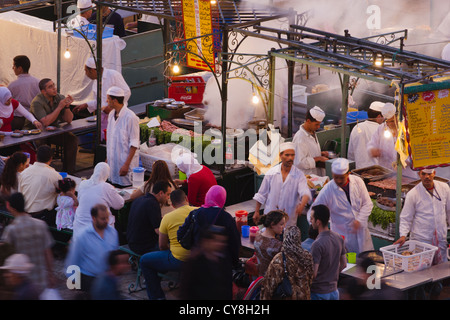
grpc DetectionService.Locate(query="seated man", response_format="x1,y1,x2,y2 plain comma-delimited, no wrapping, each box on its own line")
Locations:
140,189,197,300
18,145,62,223
126,181,172,255
26,78,78,174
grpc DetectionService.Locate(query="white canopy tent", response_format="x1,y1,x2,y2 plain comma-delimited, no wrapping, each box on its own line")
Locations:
0,10,126,105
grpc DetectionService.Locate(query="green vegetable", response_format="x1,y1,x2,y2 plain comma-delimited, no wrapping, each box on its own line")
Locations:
369,199,396,230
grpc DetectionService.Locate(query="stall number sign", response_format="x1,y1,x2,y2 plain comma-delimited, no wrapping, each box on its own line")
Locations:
404,88,450,169
182,0,215,72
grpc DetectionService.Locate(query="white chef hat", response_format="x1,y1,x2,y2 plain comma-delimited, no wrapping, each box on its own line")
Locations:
331,158,349,175
279,142,295,154
369,101,384,112
85,56,96,69
382,103,396,119
107,86,125,97
77,0,93,9
421,168,435,174
309,106,325,122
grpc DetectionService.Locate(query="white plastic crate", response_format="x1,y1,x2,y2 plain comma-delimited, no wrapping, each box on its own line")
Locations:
380,240,438,273
140,152,179,177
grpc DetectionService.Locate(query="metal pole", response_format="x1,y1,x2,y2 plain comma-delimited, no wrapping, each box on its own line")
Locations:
395,83,405,240
56,0,62,92
96,3,103,148
340,74,349,157
287,59,294,137
268,49,276,125
163,19,171,98
220,26,229,175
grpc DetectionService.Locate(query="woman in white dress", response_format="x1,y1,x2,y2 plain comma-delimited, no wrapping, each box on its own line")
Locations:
72,162,125,242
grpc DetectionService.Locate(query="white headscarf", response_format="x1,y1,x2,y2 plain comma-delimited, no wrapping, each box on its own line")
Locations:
79,162,110,190
0,87,14,119
175,152,202,178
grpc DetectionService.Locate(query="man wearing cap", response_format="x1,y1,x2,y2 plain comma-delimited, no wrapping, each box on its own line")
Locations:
253,142,312,227
105,86,139,186
73,56,131,141
292,106,329,176
395,168,450,264
67,0,93,29
347,101,384,169
307,158,374,254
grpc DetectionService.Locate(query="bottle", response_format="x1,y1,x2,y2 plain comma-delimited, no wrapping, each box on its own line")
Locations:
148,130,156,147
225,143,233,169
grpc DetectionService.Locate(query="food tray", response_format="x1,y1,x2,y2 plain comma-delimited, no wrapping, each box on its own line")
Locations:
380,240,438,273
184,108,206,121
376,197,397,212
351,165,395,182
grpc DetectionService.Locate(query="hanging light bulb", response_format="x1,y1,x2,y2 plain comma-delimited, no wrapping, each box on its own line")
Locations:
64,49,71,59
210,0,217,4
172,64,180,74
384,128,392,139
252,93,260,104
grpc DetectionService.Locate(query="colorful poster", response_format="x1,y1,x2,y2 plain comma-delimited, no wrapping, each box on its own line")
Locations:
182,0,215,72
404,83,450,169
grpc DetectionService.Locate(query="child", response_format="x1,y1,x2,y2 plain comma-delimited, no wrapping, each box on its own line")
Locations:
55,177,78,231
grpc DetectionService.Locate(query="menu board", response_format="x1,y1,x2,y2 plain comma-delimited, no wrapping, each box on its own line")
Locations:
404,84,450,169
182,0,215,72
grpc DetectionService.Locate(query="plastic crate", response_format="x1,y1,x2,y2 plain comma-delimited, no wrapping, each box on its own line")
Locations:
380,240,438,273
140,151,179,177
168,76,205,104
72,24,114,40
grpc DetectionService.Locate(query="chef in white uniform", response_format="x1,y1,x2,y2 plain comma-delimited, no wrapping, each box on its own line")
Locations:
395,168,450,264
347,101,384,169
73,57,131,141
253,142,312,227
367,102,417,178
105,86,140,186
67,0,92,29
307,158,374,254
293,106,329,176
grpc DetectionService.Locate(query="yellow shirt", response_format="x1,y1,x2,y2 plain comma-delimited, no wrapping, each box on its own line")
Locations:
159,205,197,261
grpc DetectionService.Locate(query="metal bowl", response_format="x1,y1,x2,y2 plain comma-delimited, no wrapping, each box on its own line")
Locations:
165,104,181,110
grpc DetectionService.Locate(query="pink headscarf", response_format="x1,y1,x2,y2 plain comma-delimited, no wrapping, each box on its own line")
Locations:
202,185,227,208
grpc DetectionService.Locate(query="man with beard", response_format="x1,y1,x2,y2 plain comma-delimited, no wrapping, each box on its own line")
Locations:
253,142,311,227
65,204,119,294
395,168,450,265
307,158,374,254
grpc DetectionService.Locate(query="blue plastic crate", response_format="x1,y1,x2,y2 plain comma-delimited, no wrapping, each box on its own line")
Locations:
346,111,368,124
72,24,114,40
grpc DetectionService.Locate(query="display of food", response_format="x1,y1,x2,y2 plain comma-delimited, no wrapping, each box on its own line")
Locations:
351,165,394,181
368,176,415,190
30,129,41,135
377,197,396,207
46,126,56,131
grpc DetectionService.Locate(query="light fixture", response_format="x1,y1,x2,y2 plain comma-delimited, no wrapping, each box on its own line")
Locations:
64,49,71,59
251,84,260,104
374,53,384,67
64,36,71,59
384,128,392,139
210,0,217,4
172,63,180,74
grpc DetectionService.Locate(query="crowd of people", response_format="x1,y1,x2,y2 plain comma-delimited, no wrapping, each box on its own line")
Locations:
0,48,449,301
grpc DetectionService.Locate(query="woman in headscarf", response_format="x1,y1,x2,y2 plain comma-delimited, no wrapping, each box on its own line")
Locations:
261,226,314,300
177,185,241,299
175,152,217,207
0,87,42,132
72,162,125,242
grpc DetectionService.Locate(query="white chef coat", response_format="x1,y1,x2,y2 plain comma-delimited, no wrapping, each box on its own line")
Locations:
307,174,374,254
106,104,140,186
366,122,418,178
292,124,325,176
348,120,380,169
86,68,131,140
399,181,450,264
86,68,131,113
72,182,125,242
253,163,311,227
